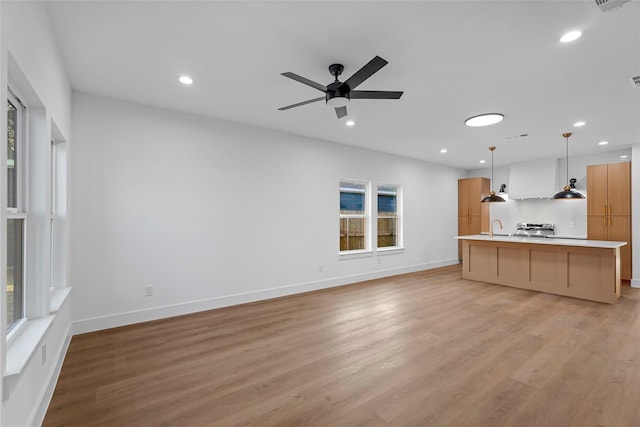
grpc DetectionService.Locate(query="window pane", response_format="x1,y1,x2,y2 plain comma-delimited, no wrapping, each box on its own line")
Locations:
378,218,398,248
340,181,366,215
377,186,397,215
7,219,24,330
340,217,366,251
7,100,17,209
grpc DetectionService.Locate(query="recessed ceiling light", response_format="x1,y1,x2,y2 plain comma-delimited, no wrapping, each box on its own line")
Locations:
573,121,586,127
560,30,582,43
620,155,628,159
345,120,355,126
465,113,504,127
479,160,486,164
440,149,447,154
179,75,194,85
598,141,609,145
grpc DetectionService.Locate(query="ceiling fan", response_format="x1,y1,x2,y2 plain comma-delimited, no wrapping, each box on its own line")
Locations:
278,56,403,119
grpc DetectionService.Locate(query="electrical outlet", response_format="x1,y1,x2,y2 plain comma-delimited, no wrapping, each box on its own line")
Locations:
569,221,575,229
144,285,153,297
41,344,47,364
318,265,323,273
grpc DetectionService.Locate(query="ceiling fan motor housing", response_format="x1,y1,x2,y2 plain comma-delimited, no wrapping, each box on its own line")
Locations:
326,81,350,107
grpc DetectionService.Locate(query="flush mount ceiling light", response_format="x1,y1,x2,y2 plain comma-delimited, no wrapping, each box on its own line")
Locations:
553,132,585,200
481,147,506,203
560,30,582,43
598,140,609,145
440,149,447,153
345,120,355,126
465,113,504,127
573,121,586,127
179,75,194,85
479,160,486,164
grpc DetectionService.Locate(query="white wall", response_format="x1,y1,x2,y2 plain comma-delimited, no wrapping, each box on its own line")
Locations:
1,1,72,426
70,92,465,333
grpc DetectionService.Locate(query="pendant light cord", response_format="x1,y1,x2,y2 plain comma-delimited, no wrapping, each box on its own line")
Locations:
563,132,572,189
566,135,569,186
491,149,495,191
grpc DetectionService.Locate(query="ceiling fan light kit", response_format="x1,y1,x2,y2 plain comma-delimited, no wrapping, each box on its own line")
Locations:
279,56,403,119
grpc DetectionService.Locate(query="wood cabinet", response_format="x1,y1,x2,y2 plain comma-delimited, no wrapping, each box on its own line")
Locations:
459,237,622,304
587,162,632,280
458,177,490,259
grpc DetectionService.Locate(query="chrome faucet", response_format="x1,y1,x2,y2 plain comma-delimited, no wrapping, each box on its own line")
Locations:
489,219,503,238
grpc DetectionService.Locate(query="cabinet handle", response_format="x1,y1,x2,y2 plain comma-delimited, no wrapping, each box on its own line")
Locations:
603,215,606,226
604,204,607,215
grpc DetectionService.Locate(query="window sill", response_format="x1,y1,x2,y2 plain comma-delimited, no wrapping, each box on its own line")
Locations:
50,286,71,314
339,250,374,260
3,316,54,401
377,247,404,256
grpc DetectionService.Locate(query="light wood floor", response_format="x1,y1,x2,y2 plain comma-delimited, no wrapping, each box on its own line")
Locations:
44,264,640,426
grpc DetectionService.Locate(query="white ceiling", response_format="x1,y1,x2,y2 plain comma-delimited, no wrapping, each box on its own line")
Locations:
44,0,640,170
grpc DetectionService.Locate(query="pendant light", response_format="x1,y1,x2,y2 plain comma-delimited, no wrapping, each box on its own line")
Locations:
481,146,506,203
552,132,585,199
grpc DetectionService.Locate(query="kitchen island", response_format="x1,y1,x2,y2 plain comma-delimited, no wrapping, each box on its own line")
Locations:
455,235,627,303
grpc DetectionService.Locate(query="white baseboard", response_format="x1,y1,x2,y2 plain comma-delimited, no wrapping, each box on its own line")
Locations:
31,325,72,427
631,278,640,288
73,259,459,335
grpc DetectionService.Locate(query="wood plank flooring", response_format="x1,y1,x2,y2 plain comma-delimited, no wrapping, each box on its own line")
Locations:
43,265,640,426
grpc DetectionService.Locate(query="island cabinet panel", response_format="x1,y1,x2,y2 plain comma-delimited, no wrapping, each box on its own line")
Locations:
460,239,620,304
458,177,490,260
587,162,632,280
528,249,563,290
496,246,521,280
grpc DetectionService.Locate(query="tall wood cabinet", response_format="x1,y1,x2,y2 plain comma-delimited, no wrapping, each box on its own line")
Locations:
458,177,490,260
587,162,632,281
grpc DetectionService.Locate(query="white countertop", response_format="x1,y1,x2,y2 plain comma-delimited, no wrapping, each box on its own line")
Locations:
455,234,627,249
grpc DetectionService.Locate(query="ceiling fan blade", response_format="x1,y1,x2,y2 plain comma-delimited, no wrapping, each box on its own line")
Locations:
281,72,327,92
341,56,388,90
335,106,348,119
278,97,325,111
350,90,404,100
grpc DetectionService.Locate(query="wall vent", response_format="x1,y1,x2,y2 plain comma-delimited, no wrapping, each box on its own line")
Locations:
631,76,640,88
595,0,631,12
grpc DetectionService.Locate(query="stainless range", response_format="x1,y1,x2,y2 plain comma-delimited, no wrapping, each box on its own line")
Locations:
514,223,555,238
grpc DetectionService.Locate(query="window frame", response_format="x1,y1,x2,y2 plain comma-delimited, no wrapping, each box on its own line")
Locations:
6,89,28,335
49,137,67,293
376,184,403,251
339,179,372,256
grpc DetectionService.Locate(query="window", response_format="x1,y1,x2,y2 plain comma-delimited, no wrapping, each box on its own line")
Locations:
7,93,27,332
339,181,369,252
377,185,401,249
50,138,67,290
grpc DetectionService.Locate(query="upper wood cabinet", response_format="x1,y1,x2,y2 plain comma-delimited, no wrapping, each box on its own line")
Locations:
587,162,631,216
587,162,632,280
458,178,490,218
458,177,490,259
